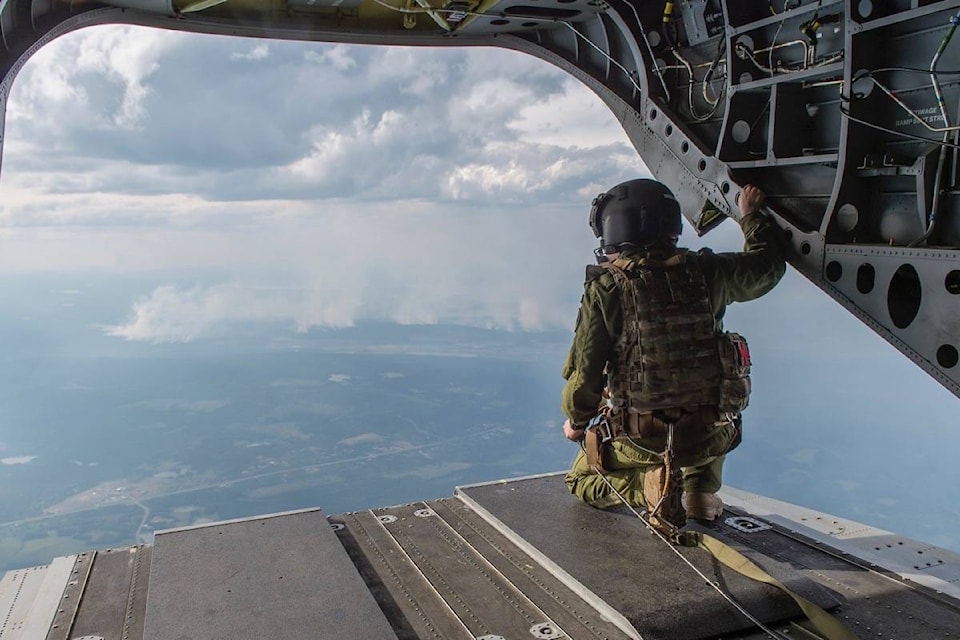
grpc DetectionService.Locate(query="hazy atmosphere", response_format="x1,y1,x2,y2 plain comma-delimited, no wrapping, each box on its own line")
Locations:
0,27,957,570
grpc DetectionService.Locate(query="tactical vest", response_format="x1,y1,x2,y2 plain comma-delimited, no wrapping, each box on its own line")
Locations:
603,251,724,414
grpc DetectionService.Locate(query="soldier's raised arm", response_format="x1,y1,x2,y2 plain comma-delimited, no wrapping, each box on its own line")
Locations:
702,184,787,307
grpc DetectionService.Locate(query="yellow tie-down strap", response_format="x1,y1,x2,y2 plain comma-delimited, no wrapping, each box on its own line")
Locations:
697,533,858,640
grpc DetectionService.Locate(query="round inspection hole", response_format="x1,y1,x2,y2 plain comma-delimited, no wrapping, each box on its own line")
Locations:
887,264,922,329
800,242,811,255
857,263,876,294
681,141,689,154
731,120,751,144
698,159,707,172
665,124,673,137
721,182,730,194
649,109,658,121
490,18,510,25
825,261,843,282
946,270,960,294
836,203,859,233
937,345,959,368
783,229,794,242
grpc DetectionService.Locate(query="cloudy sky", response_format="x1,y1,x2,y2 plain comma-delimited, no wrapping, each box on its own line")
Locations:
1,27,647,341
1,24,958,541
0,24,922,359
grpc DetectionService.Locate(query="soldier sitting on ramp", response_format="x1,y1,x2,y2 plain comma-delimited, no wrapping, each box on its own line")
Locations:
561,180,785,534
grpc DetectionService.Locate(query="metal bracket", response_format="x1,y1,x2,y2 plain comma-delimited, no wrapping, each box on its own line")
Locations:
724,516,772,533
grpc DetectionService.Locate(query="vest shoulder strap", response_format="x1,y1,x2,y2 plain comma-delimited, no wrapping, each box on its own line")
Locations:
584,264,606,284
607,249,691,274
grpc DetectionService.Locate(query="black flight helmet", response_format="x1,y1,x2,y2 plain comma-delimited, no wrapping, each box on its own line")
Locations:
589,179,682,253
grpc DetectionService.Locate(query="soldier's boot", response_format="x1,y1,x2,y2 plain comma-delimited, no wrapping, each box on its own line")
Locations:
643,465,685,533
683,492,724,521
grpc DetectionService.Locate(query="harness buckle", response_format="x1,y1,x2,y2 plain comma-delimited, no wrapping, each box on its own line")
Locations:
587,413,613,442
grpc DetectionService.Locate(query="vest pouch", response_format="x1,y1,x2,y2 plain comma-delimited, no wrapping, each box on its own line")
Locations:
604,253,723,412
583,428,608,474
718,332,751,414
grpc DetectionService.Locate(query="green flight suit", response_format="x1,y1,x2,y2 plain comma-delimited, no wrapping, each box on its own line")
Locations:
562,211,786,509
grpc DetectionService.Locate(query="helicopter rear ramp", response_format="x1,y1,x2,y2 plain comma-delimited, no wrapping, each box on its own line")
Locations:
3,473,960,639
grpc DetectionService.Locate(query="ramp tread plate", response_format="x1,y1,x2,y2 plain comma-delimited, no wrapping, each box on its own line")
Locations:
44,553,94,640
49,546,151,640
373,502,566,639
143,508,396,640
335,510,473,640
427,497,635,640
458,475,837,640
713,505,960,639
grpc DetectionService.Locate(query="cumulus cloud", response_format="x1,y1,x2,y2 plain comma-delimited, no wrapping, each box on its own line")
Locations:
509,77,633,148
442,141,635,201
231,44,270,61
8,26,183,132
5,29,636,203
102,283,359,342
303,45,356,72
50,181,600,342
1,27,649,340
100,235,585,341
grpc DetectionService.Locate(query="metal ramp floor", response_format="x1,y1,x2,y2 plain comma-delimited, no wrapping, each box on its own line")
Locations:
3,473,960,639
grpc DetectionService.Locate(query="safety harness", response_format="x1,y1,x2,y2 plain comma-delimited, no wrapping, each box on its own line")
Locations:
587,250,754,533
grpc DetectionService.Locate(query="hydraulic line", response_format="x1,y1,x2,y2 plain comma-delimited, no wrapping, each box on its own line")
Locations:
912,8,960,246
672,47,724,121
739,40,844,77
909,145,947,247
953,88,960,188
561,21,644,96
738,40,812,76
857,70,960,185
865,66,960,75
800,11,839,67
701,38,725,106
930,11,960,130
839,106,960,149
855,74,960,133
769,0,788,73
623,0,672,100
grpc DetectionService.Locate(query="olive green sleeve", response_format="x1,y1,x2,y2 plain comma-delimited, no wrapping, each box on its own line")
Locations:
561,278,619,425
704,212,787,307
